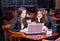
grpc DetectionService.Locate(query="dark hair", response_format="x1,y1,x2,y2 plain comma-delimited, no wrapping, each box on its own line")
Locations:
16,7,26,17
36,8,48,25
15,7,26,24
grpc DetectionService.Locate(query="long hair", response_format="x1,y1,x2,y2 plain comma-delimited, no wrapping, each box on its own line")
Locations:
36,8,48,25
16,7,26,18
15,7,26,24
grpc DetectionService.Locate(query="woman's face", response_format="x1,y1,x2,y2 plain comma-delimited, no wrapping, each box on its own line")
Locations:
20,10,26,18
37,11,43,19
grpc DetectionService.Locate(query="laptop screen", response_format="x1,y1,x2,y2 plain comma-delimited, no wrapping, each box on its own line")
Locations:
26,23,44,34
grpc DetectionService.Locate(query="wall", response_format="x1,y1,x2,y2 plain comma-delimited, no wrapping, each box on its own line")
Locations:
55,0,60,9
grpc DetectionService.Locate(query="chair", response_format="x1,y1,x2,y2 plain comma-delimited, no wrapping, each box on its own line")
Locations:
2,24,10,41
9,30,25,41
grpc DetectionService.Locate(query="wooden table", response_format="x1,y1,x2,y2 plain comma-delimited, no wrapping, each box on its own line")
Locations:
9,30,58,41
2,24,58,41
55,37,60,41
25,32,58,41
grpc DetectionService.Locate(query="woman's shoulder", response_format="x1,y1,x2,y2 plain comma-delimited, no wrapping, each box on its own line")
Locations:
13,17,20,20
11,17,19,23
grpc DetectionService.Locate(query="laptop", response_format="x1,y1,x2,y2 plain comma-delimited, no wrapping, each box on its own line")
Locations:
25,23,44,34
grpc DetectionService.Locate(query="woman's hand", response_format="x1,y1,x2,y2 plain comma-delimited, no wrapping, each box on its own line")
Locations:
20,28,28,33
43,26,48,32
20,29,25,33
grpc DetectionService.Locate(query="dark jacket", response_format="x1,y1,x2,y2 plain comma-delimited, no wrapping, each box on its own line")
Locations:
10,17,27,32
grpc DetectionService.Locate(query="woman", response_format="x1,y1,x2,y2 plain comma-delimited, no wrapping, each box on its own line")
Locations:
36,8,57,40
36,8,47,23
10,7,27,32
36,8,48,31
36,8,56,32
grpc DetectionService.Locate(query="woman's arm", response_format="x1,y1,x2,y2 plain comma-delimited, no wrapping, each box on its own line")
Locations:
10,18,20,32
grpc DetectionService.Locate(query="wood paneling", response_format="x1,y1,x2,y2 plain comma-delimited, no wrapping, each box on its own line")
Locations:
55,0,60,9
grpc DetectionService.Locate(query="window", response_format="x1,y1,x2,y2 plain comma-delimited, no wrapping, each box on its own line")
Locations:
17,0,23,5
7,0,16,5
24,0,36,5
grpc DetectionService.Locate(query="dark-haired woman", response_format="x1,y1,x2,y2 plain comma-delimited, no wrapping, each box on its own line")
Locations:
10,7,28,41
36,8,57,40
36,8,56,32
10,7,27,32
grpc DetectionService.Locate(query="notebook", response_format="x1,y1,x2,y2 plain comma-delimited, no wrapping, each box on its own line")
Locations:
25,23,44,34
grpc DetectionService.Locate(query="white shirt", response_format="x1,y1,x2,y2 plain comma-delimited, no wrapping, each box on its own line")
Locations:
38,18,40,22
21,24,24,30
